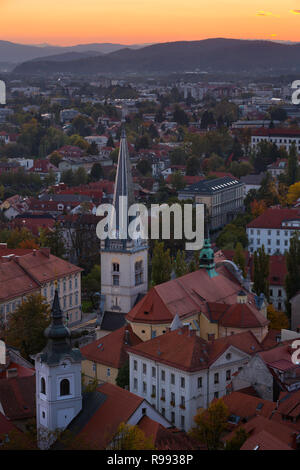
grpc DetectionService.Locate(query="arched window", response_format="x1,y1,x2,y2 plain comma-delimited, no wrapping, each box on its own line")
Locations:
41,377,46,395
135,261,143,286
60,378,70,396
112,263,119,272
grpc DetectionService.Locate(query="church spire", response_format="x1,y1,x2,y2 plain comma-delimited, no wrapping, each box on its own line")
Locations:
112,122,134,238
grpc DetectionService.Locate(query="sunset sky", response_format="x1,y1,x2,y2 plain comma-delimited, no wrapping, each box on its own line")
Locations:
1,0,300,45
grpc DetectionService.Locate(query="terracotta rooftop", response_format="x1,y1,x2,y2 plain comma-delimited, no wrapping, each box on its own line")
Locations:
221,391,276,422
247,207,300,229
207,301,269,329
81,325,142,369
0,247,82,302
0,375,36,421
126,264,261,325
240,430,291,450
128,328,261,372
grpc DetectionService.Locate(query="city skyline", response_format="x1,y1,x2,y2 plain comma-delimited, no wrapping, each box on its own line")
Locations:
1,0,300,45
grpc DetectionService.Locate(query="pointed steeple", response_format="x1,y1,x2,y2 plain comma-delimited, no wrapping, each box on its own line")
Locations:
41,290,81,365
112,125,134,237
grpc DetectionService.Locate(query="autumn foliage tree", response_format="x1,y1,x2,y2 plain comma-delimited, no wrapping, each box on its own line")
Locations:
189,399,229,450
250,199,267,219
4,294,51,360
151,241,172,286
109,422,155,450
267,304,289,330
287,182,300,205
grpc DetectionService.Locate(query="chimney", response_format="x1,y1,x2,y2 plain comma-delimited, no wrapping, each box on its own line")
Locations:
6,368,18,379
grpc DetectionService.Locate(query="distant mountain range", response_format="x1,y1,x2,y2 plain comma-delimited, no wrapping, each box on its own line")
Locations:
0,40,147,64
6,38,300,75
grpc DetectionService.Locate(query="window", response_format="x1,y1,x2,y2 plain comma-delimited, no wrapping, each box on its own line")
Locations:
60,379,70,396
268,239,271,245
142,382,147,394
134,360,137,371
135,261,143,286
161,370,165,381
180,415,185,429
171,392,175,404
214,373,219,384
142,363,147,375
171,373,175,385
278,289,282,297
269,289,273,296
107,368,111,377
276,240,280,246
69,278,72,290
180,377,185,388
75,292,78,305
113,263,119,272
41,377,46,395
69,294,72,307
161,408,165,416
161,388,165,399
171,412,175,424
152,367,156,378
180,396,185,407
226,370,231,381
198,377,202,388
278,302,282,310
152,385,156,396
134,378,138,390
214,392,219,399
113,275,119,286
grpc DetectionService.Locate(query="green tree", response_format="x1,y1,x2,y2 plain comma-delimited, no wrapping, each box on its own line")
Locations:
186,156,200,176
233,242,246,277
90,162,103,181
287,142,299,186
39,224,66,258
173,250,188,278
116,359,129,389
189,251,200,272
136,159,152,176
189,399,229,450
4,294,51,360
170,171,186,191
82,265,101,301
225,427,249,450
151,241,172,286
253,245,270,300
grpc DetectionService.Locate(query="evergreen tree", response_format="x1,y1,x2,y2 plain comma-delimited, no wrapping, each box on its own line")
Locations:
173,250,188,278
106,134,115,147
151,241,172,286
189,250,200,272
285,233,300,318
116,359,129,389
287,142,299,186
90,162,103,181
233,242,246,277
253,245,270,301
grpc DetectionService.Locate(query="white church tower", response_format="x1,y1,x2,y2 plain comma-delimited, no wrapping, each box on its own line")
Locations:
100,126,148,314
35,289,82,447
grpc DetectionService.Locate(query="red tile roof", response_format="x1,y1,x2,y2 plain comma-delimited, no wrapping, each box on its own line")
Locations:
247,207,300,229
128,328,261,372
0,362,35,379
77,383,144,449
252,127,300,137
0,412,19,438
127,264,260,325
138,415,197,450
207,301,269,328
221,391,276,421
0,375,35,421
81,325,142,369
240,430,292,450
0,247,82,302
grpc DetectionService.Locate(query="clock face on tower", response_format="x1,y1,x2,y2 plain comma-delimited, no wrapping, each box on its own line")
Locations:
60,359,71,369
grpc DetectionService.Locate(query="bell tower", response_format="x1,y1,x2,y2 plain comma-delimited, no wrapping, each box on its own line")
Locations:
100,125,148,314
35,289,82,448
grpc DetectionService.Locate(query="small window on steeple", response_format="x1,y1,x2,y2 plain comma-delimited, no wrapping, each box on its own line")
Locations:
41,377,46,395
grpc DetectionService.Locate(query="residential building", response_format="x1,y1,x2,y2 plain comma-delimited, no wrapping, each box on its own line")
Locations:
251,128,300,153
246,207,300,255
178,176,245,232
128,327,261,431
81,325,142,386
0,245,83,325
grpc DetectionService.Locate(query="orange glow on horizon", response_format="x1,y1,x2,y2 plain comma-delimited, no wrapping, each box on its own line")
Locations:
1,0,300,45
